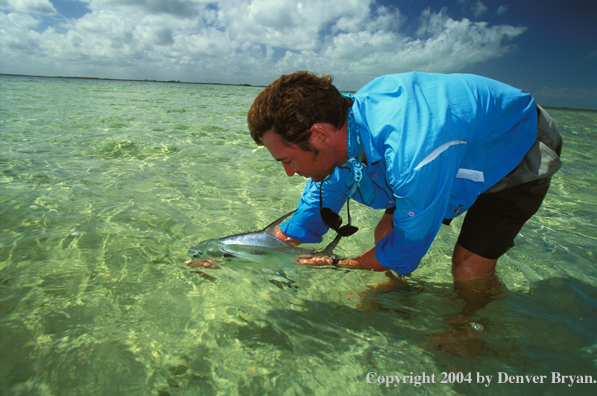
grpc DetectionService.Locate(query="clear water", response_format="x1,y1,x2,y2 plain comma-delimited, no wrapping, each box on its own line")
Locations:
1,75,596,395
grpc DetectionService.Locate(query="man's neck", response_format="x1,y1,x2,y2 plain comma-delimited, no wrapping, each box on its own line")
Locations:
337,119,367,165
331,120,350,166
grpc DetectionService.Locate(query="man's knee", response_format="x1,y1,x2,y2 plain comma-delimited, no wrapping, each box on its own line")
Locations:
452,243,497,281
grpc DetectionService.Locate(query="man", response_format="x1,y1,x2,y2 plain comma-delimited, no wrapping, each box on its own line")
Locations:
247,71,562,282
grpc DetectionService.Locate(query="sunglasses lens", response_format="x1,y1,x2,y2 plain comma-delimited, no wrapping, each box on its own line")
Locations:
319,181,358,237
337,224,359,237
321,207,342,229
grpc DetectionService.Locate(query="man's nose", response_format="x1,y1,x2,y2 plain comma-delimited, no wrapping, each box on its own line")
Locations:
282,162,297,177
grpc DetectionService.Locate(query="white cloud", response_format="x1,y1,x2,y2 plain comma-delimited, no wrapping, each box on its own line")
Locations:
87,0,205,17
0,0,528,88
277,9,527,85
473,1,487,18
0,0,56,15
220,0,376,51
497,5,508,16
2,7,40,27
456,0,487,18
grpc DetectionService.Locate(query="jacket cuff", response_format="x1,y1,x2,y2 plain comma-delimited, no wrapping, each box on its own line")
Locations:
280,220,324,244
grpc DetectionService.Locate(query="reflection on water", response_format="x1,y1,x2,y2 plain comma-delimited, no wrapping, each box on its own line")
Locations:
1,76,596,395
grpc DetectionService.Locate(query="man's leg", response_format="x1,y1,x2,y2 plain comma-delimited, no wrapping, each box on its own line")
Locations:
455,176,552,277
374,212,394,244
431,244,503,356
433,177,553,355
451,243,504,326
452,243,497,281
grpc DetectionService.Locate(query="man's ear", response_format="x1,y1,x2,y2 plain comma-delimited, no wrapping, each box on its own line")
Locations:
309,123,333,149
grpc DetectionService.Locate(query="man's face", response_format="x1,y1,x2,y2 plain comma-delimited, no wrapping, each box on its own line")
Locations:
262,129,335,182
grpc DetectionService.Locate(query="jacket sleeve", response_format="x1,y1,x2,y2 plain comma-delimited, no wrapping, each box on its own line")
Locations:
280,171,349,243
375,143,469,274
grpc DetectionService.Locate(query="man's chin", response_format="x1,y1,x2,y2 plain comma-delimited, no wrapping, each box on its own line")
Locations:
309,175,325,182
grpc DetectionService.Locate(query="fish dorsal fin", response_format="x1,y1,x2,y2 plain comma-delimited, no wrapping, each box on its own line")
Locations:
263,210,296,234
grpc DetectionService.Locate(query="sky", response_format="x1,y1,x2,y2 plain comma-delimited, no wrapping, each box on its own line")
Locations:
1,0,596,109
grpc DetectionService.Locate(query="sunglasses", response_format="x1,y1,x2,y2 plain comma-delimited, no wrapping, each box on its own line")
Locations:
319,181,359,237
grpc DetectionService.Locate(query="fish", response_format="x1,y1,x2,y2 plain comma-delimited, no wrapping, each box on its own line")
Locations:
186,210,342,264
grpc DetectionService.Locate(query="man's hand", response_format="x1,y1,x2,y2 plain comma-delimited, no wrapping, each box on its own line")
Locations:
296,248,388,271
184,258,221,269
295,254,363,268
295,255,337,266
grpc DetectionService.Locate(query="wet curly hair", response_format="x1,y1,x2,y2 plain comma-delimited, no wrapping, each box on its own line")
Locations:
247,71,353,152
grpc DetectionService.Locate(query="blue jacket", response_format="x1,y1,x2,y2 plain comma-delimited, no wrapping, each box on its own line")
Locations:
281,72,537,274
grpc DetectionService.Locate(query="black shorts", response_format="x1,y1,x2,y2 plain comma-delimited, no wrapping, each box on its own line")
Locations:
455,176,551,259
384,176,552,260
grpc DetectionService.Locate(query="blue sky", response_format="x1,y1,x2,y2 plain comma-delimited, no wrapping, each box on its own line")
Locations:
1,0,595,109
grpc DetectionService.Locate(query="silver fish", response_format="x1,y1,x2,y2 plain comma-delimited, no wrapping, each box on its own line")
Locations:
187,210,341,262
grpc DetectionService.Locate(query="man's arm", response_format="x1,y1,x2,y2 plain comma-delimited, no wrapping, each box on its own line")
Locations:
295,246,389,271
272,227,303,246
293,212,392,271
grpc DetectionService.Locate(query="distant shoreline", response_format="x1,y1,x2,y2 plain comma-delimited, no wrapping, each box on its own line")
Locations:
1,73,594,112
0,73,267,89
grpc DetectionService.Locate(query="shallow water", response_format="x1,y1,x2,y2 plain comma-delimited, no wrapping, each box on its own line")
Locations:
1,75,596,395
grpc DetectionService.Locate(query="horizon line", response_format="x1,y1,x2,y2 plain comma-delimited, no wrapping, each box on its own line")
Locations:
0,72,267,89
1,73,594,112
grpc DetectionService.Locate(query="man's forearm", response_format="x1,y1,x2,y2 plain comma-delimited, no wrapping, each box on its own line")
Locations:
282,224,389,271
294,245,389,271
273,227,303,246
339,247,388,271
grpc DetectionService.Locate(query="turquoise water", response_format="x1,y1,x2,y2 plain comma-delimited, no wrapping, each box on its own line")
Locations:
1,75,596,395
